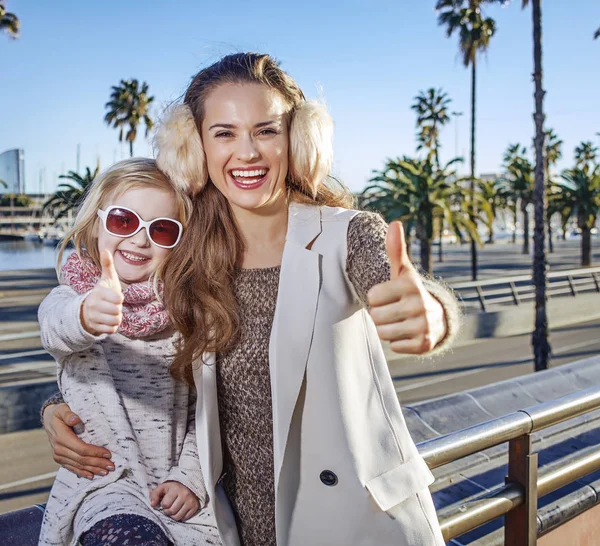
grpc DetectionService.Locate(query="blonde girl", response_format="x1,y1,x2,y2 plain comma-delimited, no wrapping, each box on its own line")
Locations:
37,158,219,546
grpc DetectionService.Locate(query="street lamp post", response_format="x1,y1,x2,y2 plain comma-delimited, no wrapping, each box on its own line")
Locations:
452,111,464,161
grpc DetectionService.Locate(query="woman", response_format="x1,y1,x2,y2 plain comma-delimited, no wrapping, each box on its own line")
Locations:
43,53,460,546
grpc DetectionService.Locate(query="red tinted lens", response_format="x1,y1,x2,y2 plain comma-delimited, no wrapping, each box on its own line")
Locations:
106,208,139,236
149,219,180,247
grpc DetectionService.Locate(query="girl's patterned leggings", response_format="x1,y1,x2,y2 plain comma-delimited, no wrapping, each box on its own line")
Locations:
81,513,173,546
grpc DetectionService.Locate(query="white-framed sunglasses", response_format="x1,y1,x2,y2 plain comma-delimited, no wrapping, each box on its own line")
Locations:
97,206,183,249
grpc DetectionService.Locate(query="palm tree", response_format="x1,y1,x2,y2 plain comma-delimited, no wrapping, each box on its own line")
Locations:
543,129,563,253
574,141,598,170
521,0,551,371
411,88,452,168
362,156,475,274
43,165,99,219
547,181,570,243
411,88,453,262
104,79,154,157
500,144,534,255
477,177,509,243
0,1,19,39
436,0,507,280
556,166,600,266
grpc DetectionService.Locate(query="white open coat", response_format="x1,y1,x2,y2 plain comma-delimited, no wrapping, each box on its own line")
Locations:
193,203,445,546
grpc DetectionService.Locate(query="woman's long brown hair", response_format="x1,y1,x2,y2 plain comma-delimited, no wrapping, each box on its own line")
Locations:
162,53,353,385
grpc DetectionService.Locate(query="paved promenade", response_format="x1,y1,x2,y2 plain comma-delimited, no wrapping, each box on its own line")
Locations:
2,238,600,513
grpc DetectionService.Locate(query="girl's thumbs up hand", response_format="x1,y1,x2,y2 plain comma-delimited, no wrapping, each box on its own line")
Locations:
81,250,124,336
367,222,447,355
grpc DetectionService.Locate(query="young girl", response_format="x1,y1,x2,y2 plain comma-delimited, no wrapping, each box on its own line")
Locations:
37,158,220,546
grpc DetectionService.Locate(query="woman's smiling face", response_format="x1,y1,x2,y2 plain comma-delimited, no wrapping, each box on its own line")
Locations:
201,82,290,215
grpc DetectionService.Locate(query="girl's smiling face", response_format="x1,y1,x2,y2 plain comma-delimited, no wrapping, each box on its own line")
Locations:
96,187,179,286
201,82,290,216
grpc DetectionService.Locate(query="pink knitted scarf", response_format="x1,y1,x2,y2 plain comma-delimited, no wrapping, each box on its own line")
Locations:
61,252,170,339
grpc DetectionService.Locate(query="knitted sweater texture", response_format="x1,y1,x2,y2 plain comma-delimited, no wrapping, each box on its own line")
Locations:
37,285,221,546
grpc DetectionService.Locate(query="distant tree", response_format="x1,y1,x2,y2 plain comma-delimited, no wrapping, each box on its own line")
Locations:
500,144,534,255
105,79,154,157
43,165,99,219
0,1,19,39
477,177,509,243
0,194,33,207
361,156,475,274
574,141,598,170
411,88,452,168
542,129,563,252
556,166,600,266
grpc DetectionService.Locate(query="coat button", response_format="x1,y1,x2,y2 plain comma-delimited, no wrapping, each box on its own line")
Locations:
320,470,338,486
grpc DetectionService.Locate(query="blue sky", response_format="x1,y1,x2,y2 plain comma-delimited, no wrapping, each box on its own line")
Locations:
1,0,599,194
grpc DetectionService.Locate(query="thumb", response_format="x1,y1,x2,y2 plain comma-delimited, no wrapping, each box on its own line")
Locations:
386,222,411,280
99,250,122,294
56,405,82,427
150,484,166,507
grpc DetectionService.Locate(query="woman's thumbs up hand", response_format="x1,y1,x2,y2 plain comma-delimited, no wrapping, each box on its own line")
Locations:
367,222,447,355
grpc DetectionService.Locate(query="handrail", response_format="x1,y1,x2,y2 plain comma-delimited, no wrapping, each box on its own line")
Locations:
449,266,600,311
450,266,600,290
416,386,600,544
436,443,600,540
418,385,600,468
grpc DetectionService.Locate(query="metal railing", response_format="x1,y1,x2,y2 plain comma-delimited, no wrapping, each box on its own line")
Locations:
450,266,600,312
417,386,600,544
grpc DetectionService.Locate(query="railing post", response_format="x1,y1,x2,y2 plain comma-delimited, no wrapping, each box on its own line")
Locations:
476,286,487,312
592,272,600,292
567,275,577,296
505,435,538,546
509,282,520,305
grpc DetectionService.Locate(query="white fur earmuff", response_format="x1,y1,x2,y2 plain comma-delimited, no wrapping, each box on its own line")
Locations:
154,103,208,195
288,100,334,196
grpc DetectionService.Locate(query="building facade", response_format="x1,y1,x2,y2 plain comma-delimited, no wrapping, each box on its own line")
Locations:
0,149,25,194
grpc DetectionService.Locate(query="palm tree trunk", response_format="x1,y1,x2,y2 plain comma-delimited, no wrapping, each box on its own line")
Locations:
129,140,134,158
438,216,444,262
416,218,432,275
522,202,530,255
405,229,412,261
547,215,554,253
512,207,518,244
582,225,592,266
469,58,478,281
487,214,494,243
531,0,550,373
421,237,432,275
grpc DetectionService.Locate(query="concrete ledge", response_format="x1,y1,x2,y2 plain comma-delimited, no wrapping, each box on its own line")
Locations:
0,380,57,434
457,292,600,346
382,292,600,360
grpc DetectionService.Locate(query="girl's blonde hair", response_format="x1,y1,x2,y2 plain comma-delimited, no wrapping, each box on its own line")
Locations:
154,52,354,385
57,158,191,282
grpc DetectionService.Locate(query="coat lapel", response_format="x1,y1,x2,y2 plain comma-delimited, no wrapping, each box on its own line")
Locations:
270,203,323,488
192,352,222,495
